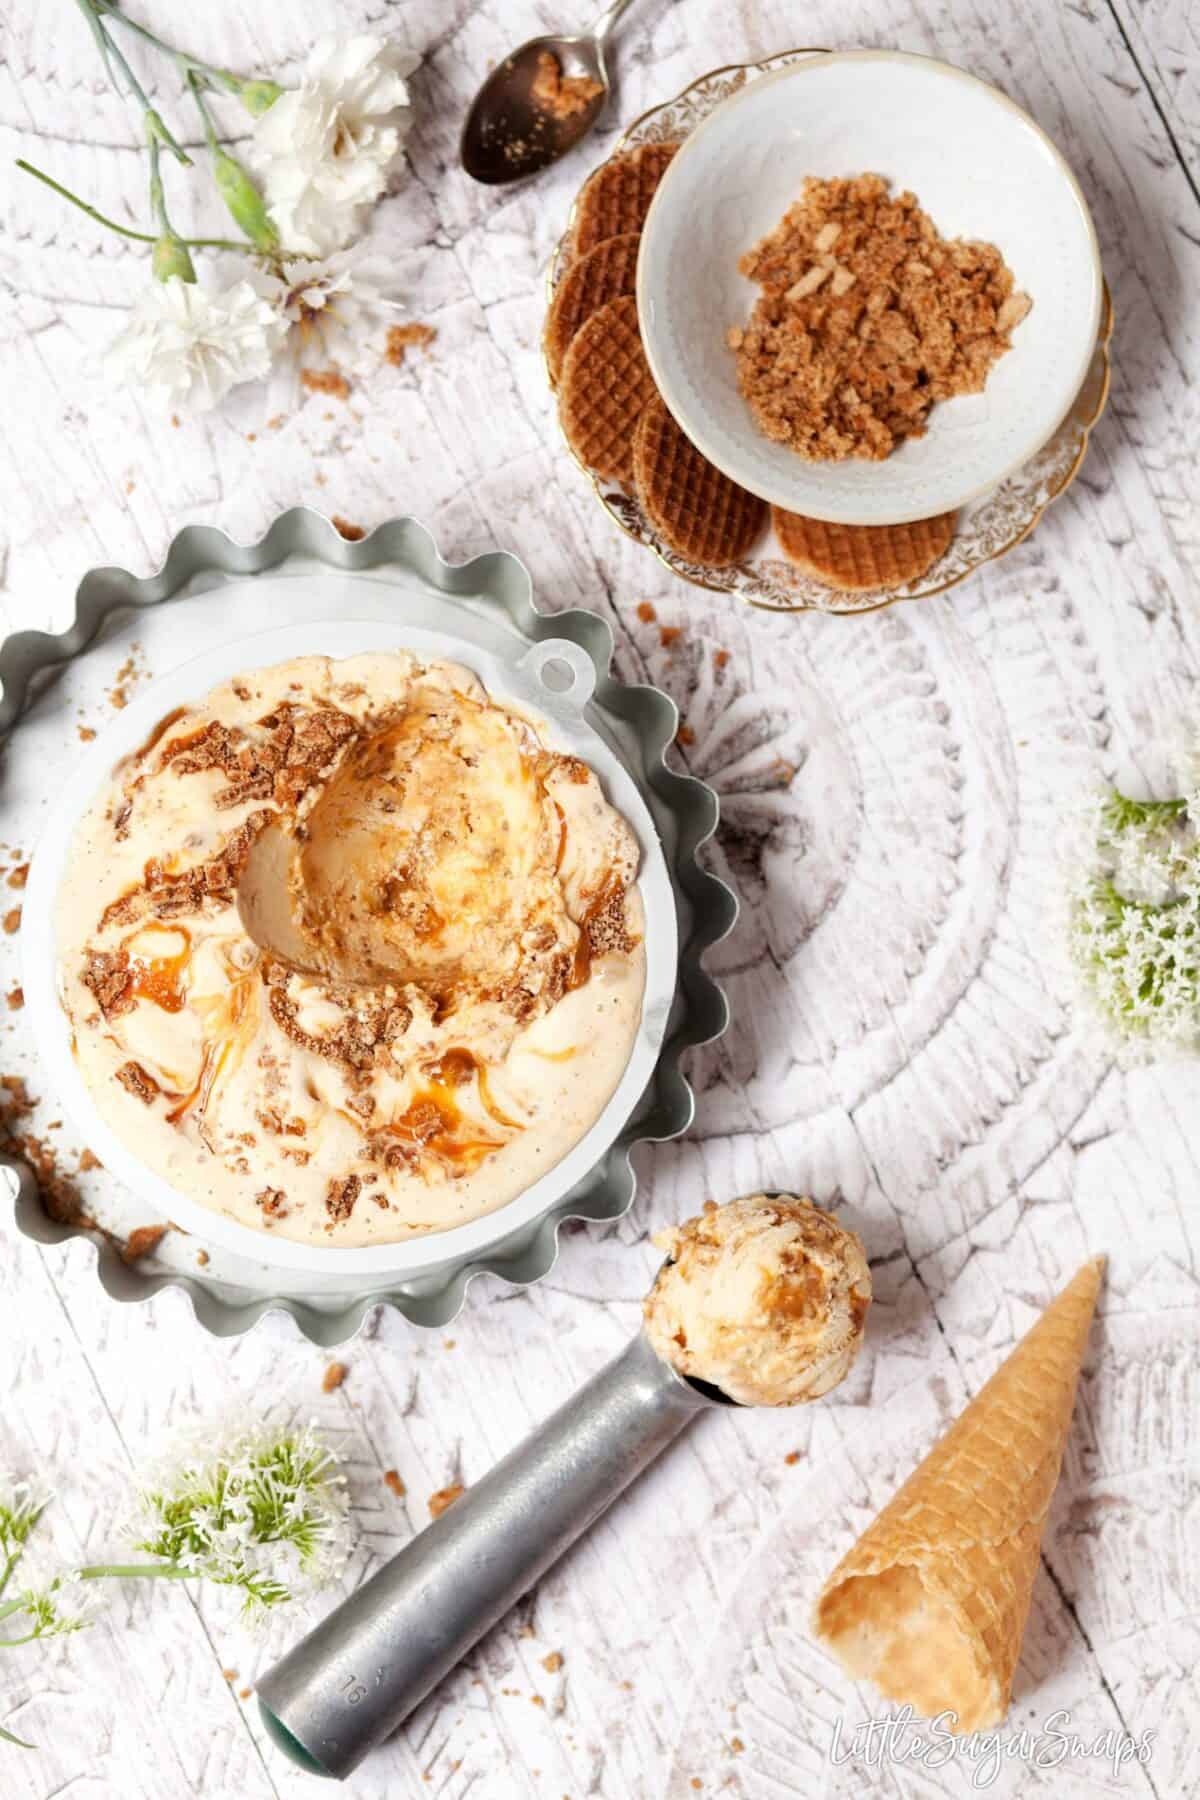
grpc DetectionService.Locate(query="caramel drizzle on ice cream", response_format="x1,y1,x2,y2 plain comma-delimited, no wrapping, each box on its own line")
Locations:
62,655,646,1237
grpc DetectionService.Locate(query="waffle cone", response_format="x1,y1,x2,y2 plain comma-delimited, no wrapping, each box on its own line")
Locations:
814,1257,1104,1733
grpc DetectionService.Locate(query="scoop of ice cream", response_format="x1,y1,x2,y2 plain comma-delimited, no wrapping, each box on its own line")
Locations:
291,689,573,1000
642,1194,871,1407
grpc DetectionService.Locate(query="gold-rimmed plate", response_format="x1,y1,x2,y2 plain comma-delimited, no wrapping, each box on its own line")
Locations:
545,48,1113,616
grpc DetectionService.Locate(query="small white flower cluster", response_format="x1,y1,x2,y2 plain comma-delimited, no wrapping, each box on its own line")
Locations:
0,1478,51,1595
2,1572,100,1645
129,1417,352,1616
1066,775,1200,1055
0,1482,97,1650
103,35,415,413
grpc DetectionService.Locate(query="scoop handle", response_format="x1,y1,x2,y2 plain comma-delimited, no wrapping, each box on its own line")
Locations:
257,1332,711,1780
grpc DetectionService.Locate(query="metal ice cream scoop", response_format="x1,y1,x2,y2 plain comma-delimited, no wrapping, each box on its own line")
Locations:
257,1196,869,1779
460,0,638,185
257,1332,726,1778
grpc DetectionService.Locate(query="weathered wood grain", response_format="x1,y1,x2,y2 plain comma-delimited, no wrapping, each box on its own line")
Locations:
0,2,1197,1796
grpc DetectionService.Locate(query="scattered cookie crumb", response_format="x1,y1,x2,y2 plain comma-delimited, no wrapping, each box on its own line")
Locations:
383,1469,406,1498
659,626,681,648
322,1361,349,1393
636,601,657,623
239,1687,252,1701
78,1148,101,1172
428,1483,464,1519
301,368,351,401
784,1450,800,1466
77,725,97,742
109,648,146,712
541,1651,564,1673
124,479,135,495
730,1736,745,1754
691,1781,702,1792
171,414,181,429
245,432,257,443
196,1248,210,1266
385,323,437,367
531,1693,545,1707
714,649,730,670
529,49,603,119
8,864,28,891
6,986,23,1011
222,1668,237,1682
443,1338,456,1350
268,414,286,431
0,1077,94,1228
332,516,366,541
676,724,695,747
4,908,21,934
123,1223,167,1262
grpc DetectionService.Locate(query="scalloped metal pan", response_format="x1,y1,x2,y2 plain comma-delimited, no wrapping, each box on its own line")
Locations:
0,509,735,1342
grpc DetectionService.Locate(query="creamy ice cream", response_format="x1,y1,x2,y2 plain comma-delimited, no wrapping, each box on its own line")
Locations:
57,653,646,1246
642,1194,871,1406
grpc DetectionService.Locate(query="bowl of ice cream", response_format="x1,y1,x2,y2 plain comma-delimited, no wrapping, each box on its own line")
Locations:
22,618,679,1277
636,50,1102,524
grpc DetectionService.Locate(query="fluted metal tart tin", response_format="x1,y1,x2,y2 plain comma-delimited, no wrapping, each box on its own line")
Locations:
1,510,735,1340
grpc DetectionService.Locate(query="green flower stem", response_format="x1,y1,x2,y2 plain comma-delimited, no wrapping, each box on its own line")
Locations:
0,1561,189,1634
188,74,223,157
74,1562,193,1582
15,161,258,253
89,0,250,99
72,0,191,166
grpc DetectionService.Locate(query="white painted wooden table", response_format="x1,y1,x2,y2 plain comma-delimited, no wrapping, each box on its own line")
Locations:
1,3,1198,1797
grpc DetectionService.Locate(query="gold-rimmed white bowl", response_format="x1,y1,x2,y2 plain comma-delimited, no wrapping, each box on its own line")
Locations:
545,49,1113,615
636,49,1103,526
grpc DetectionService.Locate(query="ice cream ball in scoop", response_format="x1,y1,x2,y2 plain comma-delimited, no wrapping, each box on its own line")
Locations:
643,1194,872,1407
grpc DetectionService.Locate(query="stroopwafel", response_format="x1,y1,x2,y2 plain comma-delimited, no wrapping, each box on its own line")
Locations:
633,397,767,567
771,506,957,591
572,142,679,258
545,232,642,385
558,296,655,483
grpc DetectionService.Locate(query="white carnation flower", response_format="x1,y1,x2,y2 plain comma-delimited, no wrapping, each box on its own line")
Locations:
246,246,403,379
255,35,418,255
104,277,286,412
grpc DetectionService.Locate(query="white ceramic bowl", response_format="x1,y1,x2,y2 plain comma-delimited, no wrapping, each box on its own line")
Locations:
636,50,1102,526
23,615,677,1279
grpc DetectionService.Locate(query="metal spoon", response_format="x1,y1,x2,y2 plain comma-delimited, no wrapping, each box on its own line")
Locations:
460,0,637,186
